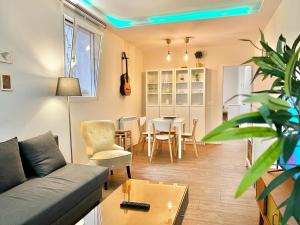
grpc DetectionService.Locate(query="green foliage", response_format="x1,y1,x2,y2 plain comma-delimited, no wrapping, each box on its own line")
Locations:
194,51,203,59
202,32,300,224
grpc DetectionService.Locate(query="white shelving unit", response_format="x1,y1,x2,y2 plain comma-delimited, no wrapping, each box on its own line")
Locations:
146,68,206,140
160,69,174,116
146,70,160,119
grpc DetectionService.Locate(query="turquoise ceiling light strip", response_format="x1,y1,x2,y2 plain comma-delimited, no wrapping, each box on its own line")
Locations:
79,0,260,29
149,6,254,24
105,16,136,28
81,0,93,7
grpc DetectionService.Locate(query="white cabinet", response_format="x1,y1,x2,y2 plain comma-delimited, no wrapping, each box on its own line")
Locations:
160,106,175,117
175,107,190,131
190,106,205,141
175,69,190,106
146,106,159,119
146,68,206,141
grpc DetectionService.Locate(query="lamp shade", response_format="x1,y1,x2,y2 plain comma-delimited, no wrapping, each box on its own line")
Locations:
56,77,82,96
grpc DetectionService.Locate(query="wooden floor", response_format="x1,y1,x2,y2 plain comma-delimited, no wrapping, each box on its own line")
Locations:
103,141,258,225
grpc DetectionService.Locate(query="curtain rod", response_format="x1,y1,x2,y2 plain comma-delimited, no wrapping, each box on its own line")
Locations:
63,0,107,29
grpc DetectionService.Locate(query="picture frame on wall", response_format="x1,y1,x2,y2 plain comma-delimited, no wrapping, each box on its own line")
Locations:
0,51,13,64
1,73,13,91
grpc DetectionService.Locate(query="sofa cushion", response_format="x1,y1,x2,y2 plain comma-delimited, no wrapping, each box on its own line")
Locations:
0,137,26,193
0,164,109,225
19,131,66,177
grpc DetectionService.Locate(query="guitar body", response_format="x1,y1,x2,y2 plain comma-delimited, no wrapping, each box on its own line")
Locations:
120,52,131,96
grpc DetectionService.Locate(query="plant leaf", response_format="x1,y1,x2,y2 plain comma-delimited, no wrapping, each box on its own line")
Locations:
202,127,277,142
201,112,265,141
285,48,300,96
276,34,286,55
243,93,290,111
235,139,283,198
292,34,300,51
281,178,300,224
258,167,300,200
259,105,272,126
283,134,299,163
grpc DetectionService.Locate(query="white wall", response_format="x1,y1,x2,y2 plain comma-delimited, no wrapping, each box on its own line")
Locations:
253,0,300,92
143,43,254,133
0,0,143,163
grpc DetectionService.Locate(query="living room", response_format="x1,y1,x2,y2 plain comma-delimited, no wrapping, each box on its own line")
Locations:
0,0,299,225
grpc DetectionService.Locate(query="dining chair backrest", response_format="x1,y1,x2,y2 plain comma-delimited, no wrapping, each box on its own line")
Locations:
80,120,115,156
191,118,198,137
152,119,172,133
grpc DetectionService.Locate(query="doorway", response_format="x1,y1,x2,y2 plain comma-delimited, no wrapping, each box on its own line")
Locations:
222,65,252,121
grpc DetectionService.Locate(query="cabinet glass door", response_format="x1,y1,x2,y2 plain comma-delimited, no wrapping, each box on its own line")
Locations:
147,71,159,105
175,69,189,106
190,68,205,106
160,70,173,106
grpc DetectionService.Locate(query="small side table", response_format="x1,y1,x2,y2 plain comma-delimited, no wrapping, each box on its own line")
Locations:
115,130,133,152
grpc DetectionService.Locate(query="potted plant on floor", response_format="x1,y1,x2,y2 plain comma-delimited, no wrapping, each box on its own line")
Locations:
202,31,300,224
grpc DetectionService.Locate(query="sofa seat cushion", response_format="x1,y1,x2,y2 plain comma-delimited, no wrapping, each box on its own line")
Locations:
0,164,108,225
89,150,132,169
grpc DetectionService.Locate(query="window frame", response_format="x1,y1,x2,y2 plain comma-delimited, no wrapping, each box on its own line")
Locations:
63,14,103,101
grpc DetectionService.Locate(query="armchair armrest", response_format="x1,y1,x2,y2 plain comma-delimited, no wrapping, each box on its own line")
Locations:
113,144,124,150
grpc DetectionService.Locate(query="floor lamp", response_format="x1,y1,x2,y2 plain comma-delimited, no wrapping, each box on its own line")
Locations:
56,77,82,163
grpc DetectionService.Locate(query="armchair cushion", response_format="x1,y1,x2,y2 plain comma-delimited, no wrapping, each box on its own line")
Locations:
89,150,132,169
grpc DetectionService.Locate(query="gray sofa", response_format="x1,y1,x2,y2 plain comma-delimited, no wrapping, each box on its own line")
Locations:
0,136,109,225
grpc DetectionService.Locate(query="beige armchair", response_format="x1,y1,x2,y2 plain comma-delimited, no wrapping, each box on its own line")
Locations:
80,120,132,184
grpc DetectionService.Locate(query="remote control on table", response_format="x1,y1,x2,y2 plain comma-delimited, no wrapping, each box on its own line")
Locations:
120,201,150,211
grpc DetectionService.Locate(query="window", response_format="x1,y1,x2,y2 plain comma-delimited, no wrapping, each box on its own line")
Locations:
64,18,102,97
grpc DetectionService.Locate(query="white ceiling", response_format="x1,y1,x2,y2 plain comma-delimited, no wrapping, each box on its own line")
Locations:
76,0,282,50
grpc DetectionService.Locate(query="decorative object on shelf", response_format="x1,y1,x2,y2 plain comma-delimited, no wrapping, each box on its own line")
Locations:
195,73,200,81
194,51,203,67
0,51,13,64
0,73,13,91
120,52,131,96
184,37,192,62
203,32,300,224
165,39,171,62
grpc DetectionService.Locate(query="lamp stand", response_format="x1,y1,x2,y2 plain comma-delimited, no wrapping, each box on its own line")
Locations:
67,96,74,163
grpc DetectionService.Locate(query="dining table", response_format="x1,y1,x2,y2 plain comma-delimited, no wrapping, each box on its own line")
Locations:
147,117,185,159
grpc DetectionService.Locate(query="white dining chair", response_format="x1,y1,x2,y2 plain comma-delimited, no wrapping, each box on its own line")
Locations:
150,119,176,163
182,118,199,157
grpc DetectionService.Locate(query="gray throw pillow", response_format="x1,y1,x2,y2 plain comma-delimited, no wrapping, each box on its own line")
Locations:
19,131,66,177
0,137,26,193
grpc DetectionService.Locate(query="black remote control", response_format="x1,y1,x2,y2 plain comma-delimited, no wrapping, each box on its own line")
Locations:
120,201,150,211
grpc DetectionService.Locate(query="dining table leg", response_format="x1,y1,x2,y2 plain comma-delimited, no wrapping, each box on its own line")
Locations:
178,124,182,159
147,121,151,157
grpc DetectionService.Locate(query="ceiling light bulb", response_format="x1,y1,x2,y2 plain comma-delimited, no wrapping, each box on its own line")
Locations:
184,51,189,61
166,51,171,62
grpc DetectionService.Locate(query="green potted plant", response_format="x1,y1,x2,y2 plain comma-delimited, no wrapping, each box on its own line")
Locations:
202,31,300,224
194,51,203,67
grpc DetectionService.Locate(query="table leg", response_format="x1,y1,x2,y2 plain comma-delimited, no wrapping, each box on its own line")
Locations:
147,122,151,157
178,125,182,159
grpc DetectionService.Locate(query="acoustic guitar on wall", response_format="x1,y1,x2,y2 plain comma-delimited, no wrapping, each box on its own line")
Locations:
120,52,131,96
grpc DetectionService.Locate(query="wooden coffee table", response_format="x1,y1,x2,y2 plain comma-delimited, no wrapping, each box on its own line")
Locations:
96,179,189,225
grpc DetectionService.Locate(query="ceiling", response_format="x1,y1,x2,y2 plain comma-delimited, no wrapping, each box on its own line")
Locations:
74,0,282,50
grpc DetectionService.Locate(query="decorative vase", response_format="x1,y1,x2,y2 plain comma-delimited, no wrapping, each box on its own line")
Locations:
196,60,203,67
